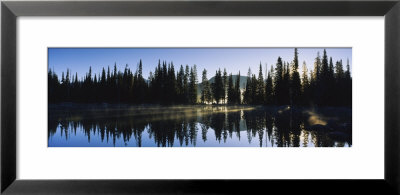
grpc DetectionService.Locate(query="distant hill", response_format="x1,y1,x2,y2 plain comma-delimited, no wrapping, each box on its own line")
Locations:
207,75,248,89
197,75,248,98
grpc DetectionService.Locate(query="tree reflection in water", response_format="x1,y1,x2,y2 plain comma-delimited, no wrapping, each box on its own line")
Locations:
48,105,352,147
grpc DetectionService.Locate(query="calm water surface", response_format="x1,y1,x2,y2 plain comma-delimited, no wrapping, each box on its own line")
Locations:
48,105,352,147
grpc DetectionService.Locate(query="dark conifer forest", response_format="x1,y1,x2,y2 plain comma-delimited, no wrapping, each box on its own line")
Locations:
48,48,352,106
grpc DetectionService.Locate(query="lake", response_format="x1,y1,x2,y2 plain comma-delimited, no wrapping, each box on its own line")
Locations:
48,104,352,147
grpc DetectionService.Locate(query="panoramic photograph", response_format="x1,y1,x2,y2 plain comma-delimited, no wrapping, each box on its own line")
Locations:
48,48,352,147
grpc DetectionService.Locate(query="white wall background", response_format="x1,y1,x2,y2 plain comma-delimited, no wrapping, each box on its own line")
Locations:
17,17,384,179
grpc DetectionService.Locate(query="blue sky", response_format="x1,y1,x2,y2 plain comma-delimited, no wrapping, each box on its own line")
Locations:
48,48,352,81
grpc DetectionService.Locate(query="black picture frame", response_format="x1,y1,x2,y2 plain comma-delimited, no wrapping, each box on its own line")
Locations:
1,0,399,194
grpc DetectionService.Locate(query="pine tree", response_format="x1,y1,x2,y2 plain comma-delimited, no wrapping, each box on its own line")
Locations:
313,52,321,83
113,63,117,83
201,69,212,104
344,59,352,106
48,68,60,103
282,62,290,105
335,60,344,80
301,61,310,105
250,73,257,105
329,57,334,80
290,48,302,105
136,59,147,104
311,52,322,105
138,59,143,78
227,73,235,104
345,59,351,80
235,71,241,104
256,63,265,104
65,69,70,84
301,62,309,89
274,57,284,105
326,57,336,105
167,62,177,104
223,68,228,104
265,65,274,105
212,69,224,104
319,49,330,105
148,71,155,103
100,67,105,82
243,68,252,104
189,66,198,104
183,65,190,104
177,65,185,104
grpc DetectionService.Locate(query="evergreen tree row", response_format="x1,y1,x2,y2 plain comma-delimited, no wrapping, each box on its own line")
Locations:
49,48,352,106
242,48,352,106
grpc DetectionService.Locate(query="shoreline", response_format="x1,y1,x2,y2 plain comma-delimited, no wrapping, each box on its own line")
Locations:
48,102,352,110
